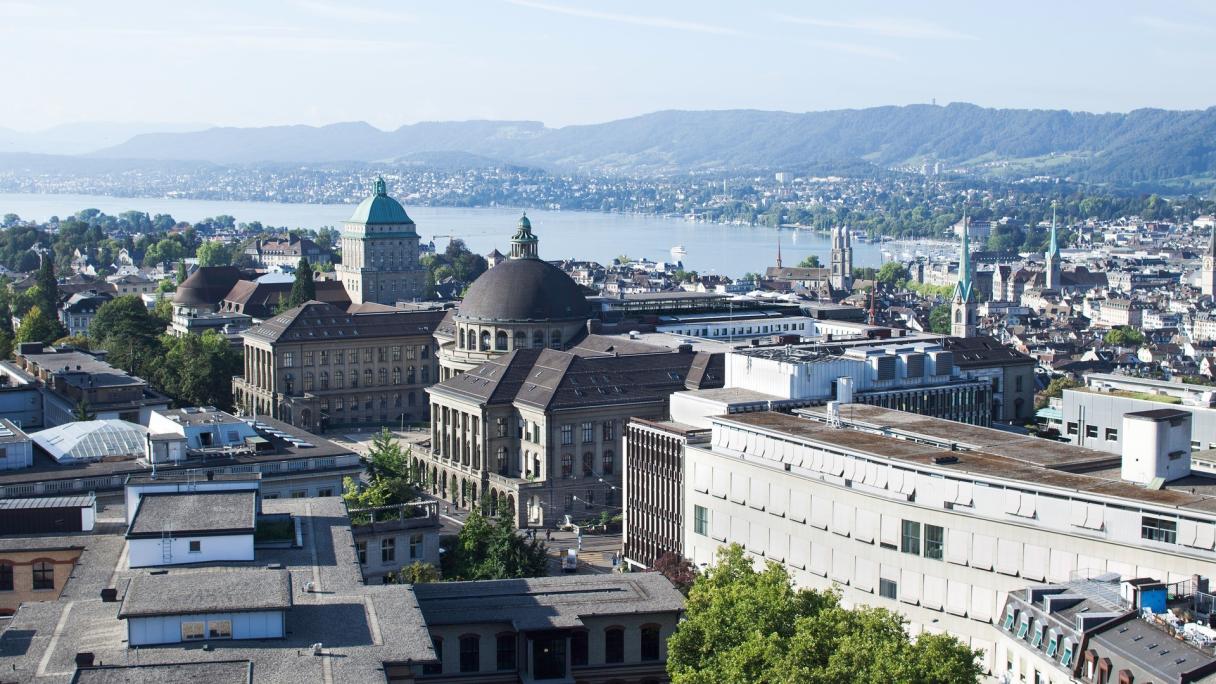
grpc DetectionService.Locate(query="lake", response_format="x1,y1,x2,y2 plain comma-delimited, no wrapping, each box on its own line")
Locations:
0,192,889,277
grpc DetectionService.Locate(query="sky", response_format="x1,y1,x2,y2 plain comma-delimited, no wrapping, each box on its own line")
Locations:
3,0,1215,132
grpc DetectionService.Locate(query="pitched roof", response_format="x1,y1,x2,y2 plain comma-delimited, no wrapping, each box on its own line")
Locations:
242,301,445,344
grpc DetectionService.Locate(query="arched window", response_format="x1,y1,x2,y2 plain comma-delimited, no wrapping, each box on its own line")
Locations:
334,370,344,389
303,372,313,391
640,624,661,661
31,561,54,590
954,309,962,323
319,371,329,390
408,366,417,384
550,329,562,349
582,452,594,477
376,368,386,386
392,367,401,384
602,450,614,476
561,453,573,478
604,627,625,663
533,330,545,348
459,328,466,349
459,634,480,673
364,369,373,386
513,331,526,349
480,330,491,351
495,330,508,351
497,447,509,474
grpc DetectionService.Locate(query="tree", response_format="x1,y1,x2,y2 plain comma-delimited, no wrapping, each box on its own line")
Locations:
195,240,234,267
72,398,96,422
929,304,952,334
652,552,697,595
155,330,242,410
876,262,910,288
444,508,548,581
422,270,438,300
1037,376,1082,409
386,561,440,584
342,430,419,522
286,257,316,309
89,296,165,375
667,545,980,684
797,255,821,268
1104,326,1146,347
15,306,65,344
34,250,58,316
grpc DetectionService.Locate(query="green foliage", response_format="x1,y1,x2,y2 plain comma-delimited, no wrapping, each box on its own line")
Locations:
285,257,317,309
89,295,165,376
72,398,96,422
444,508,548,581
342,430,419,521
907,282,955,300
53,334,90,349
156,330,242,410
1180,375,1216,387
1037,376,1082,409
929,304,952,334
15,306,65,344
1104,326,1146,347
876,262,910,288
671,269,699,283
422,270,438,300
425,239,487,288
196,240,236,267
797,255,821,268
34,251,58,317
386,561,440,585
667,545,981,684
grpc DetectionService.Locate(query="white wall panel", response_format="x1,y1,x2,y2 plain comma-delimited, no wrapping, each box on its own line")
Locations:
830,549,852,584
808,541,830,576
710,468,729,498
880,514,900,547
970,586,994,623
946,579,969,616
1022,544,1049,582
710,508,728,541
922,574,946,611
749,522,767,555
788,537,809,569
854,509,878,543
768,485,788,517
789,492,809,523
810,497,831,530
996,538,1022,576
729,472,747,504
900,569,922,605
831,502,853,537
748,479,768,510
1048,549,1076,583
854,557,877,593
946,528,970,565
730,516,748,546
768,529,788,562
693,462,711,493
971,533,995,570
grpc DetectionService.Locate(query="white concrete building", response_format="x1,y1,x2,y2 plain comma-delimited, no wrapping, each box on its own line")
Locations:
676,404,1216,680
125,490,257,568
120,569,291,646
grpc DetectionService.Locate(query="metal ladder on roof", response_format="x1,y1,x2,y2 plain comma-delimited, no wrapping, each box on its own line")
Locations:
161,528,172,564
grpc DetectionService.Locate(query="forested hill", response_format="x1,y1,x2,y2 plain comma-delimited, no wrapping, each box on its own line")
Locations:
91,103,1216,184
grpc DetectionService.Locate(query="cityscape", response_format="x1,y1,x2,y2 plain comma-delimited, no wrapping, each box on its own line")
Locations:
1,2,1216,684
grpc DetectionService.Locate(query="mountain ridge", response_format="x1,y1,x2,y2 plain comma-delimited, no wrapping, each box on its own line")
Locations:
65,102,1216,183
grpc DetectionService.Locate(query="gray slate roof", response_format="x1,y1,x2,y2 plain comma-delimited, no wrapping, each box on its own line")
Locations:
128,491,257,538
243,301,445,344
119,569,292,618
411,573,685,630
72,660,253,684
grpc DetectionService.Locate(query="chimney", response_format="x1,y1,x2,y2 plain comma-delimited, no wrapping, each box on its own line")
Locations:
1121,409,1191,486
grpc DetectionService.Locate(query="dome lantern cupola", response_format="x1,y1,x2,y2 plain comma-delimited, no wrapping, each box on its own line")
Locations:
510,212,539,259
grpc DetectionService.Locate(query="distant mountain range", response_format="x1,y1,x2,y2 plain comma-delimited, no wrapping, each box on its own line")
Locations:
0,121,210,156
7,104,1216,185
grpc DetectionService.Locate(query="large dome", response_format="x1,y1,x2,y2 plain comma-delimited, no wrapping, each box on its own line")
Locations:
347,177,414,225
458,259,591,323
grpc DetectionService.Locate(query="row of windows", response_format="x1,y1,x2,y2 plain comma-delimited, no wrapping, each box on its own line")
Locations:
286,367,429,391
424,626,661,674
321,392,417,413
559,451,615,478
457,328,563,352
355,533,426,564
0,562,53,591
281,345,429,368
560,421,617,445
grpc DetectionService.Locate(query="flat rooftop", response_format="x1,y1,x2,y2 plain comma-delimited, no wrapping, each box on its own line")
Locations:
678,387,785,404
73,661,252,684
156,407,249,428
119,569,292,618
716,405,1216,515
128,491,256,538
0,498,435,682
413,573,685,631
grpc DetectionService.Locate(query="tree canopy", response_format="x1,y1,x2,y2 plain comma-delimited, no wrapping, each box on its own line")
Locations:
876,261,910,288
797,255,821,268
442,507,548,581
342,429,418,522
1103,326,1146,347
929,304,952,335
286,257,316,309
667,545,981,684
15,306,65,344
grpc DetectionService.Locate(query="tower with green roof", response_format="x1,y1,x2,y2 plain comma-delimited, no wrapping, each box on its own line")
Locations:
951,213,977,338
336,177,427,305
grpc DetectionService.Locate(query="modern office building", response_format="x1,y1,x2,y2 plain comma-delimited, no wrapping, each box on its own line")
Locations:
1054,373,1216,457
625,399,1216,679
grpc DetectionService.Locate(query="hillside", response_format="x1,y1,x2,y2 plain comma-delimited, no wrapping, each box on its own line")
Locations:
88,103,1216,183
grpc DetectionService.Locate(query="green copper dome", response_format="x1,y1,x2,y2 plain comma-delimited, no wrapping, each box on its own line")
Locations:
347,177,414,225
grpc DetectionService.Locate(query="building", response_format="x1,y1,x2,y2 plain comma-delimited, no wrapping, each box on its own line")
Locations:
1100,299,1143,328
411,573,683,682
350,501,442,584
435,214,592,380
119,569,292,646
0,419,32,469
1204,225,1216,299
0,492,684,682
1045,208,1062,291
245,235,332,270
170,266,252,337
623,418,709,567
830,226,853,291
0,495,94,535
643,402,1216,679
125,490,258,567
0,412,361,501
952,216,978,338
1058,374,1216,456
58,290,112,337
335,177,427,305
234,301,445,431
943,336,1038,423
31,419,148,463
998,576,1216,684
107,272,158,296
0,537,84,615
219,278,350,320
423,344,720,528
11,343,170,426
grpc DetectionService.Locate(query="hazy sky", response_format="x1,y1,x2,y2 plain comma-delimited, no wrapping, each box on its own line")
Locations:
3,0,1215,131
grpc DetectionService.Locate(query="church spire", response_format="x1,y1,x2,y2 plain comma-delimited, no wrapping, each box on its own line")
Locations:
776,232,783,268
1048,206,1060,258
951,212,977,338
